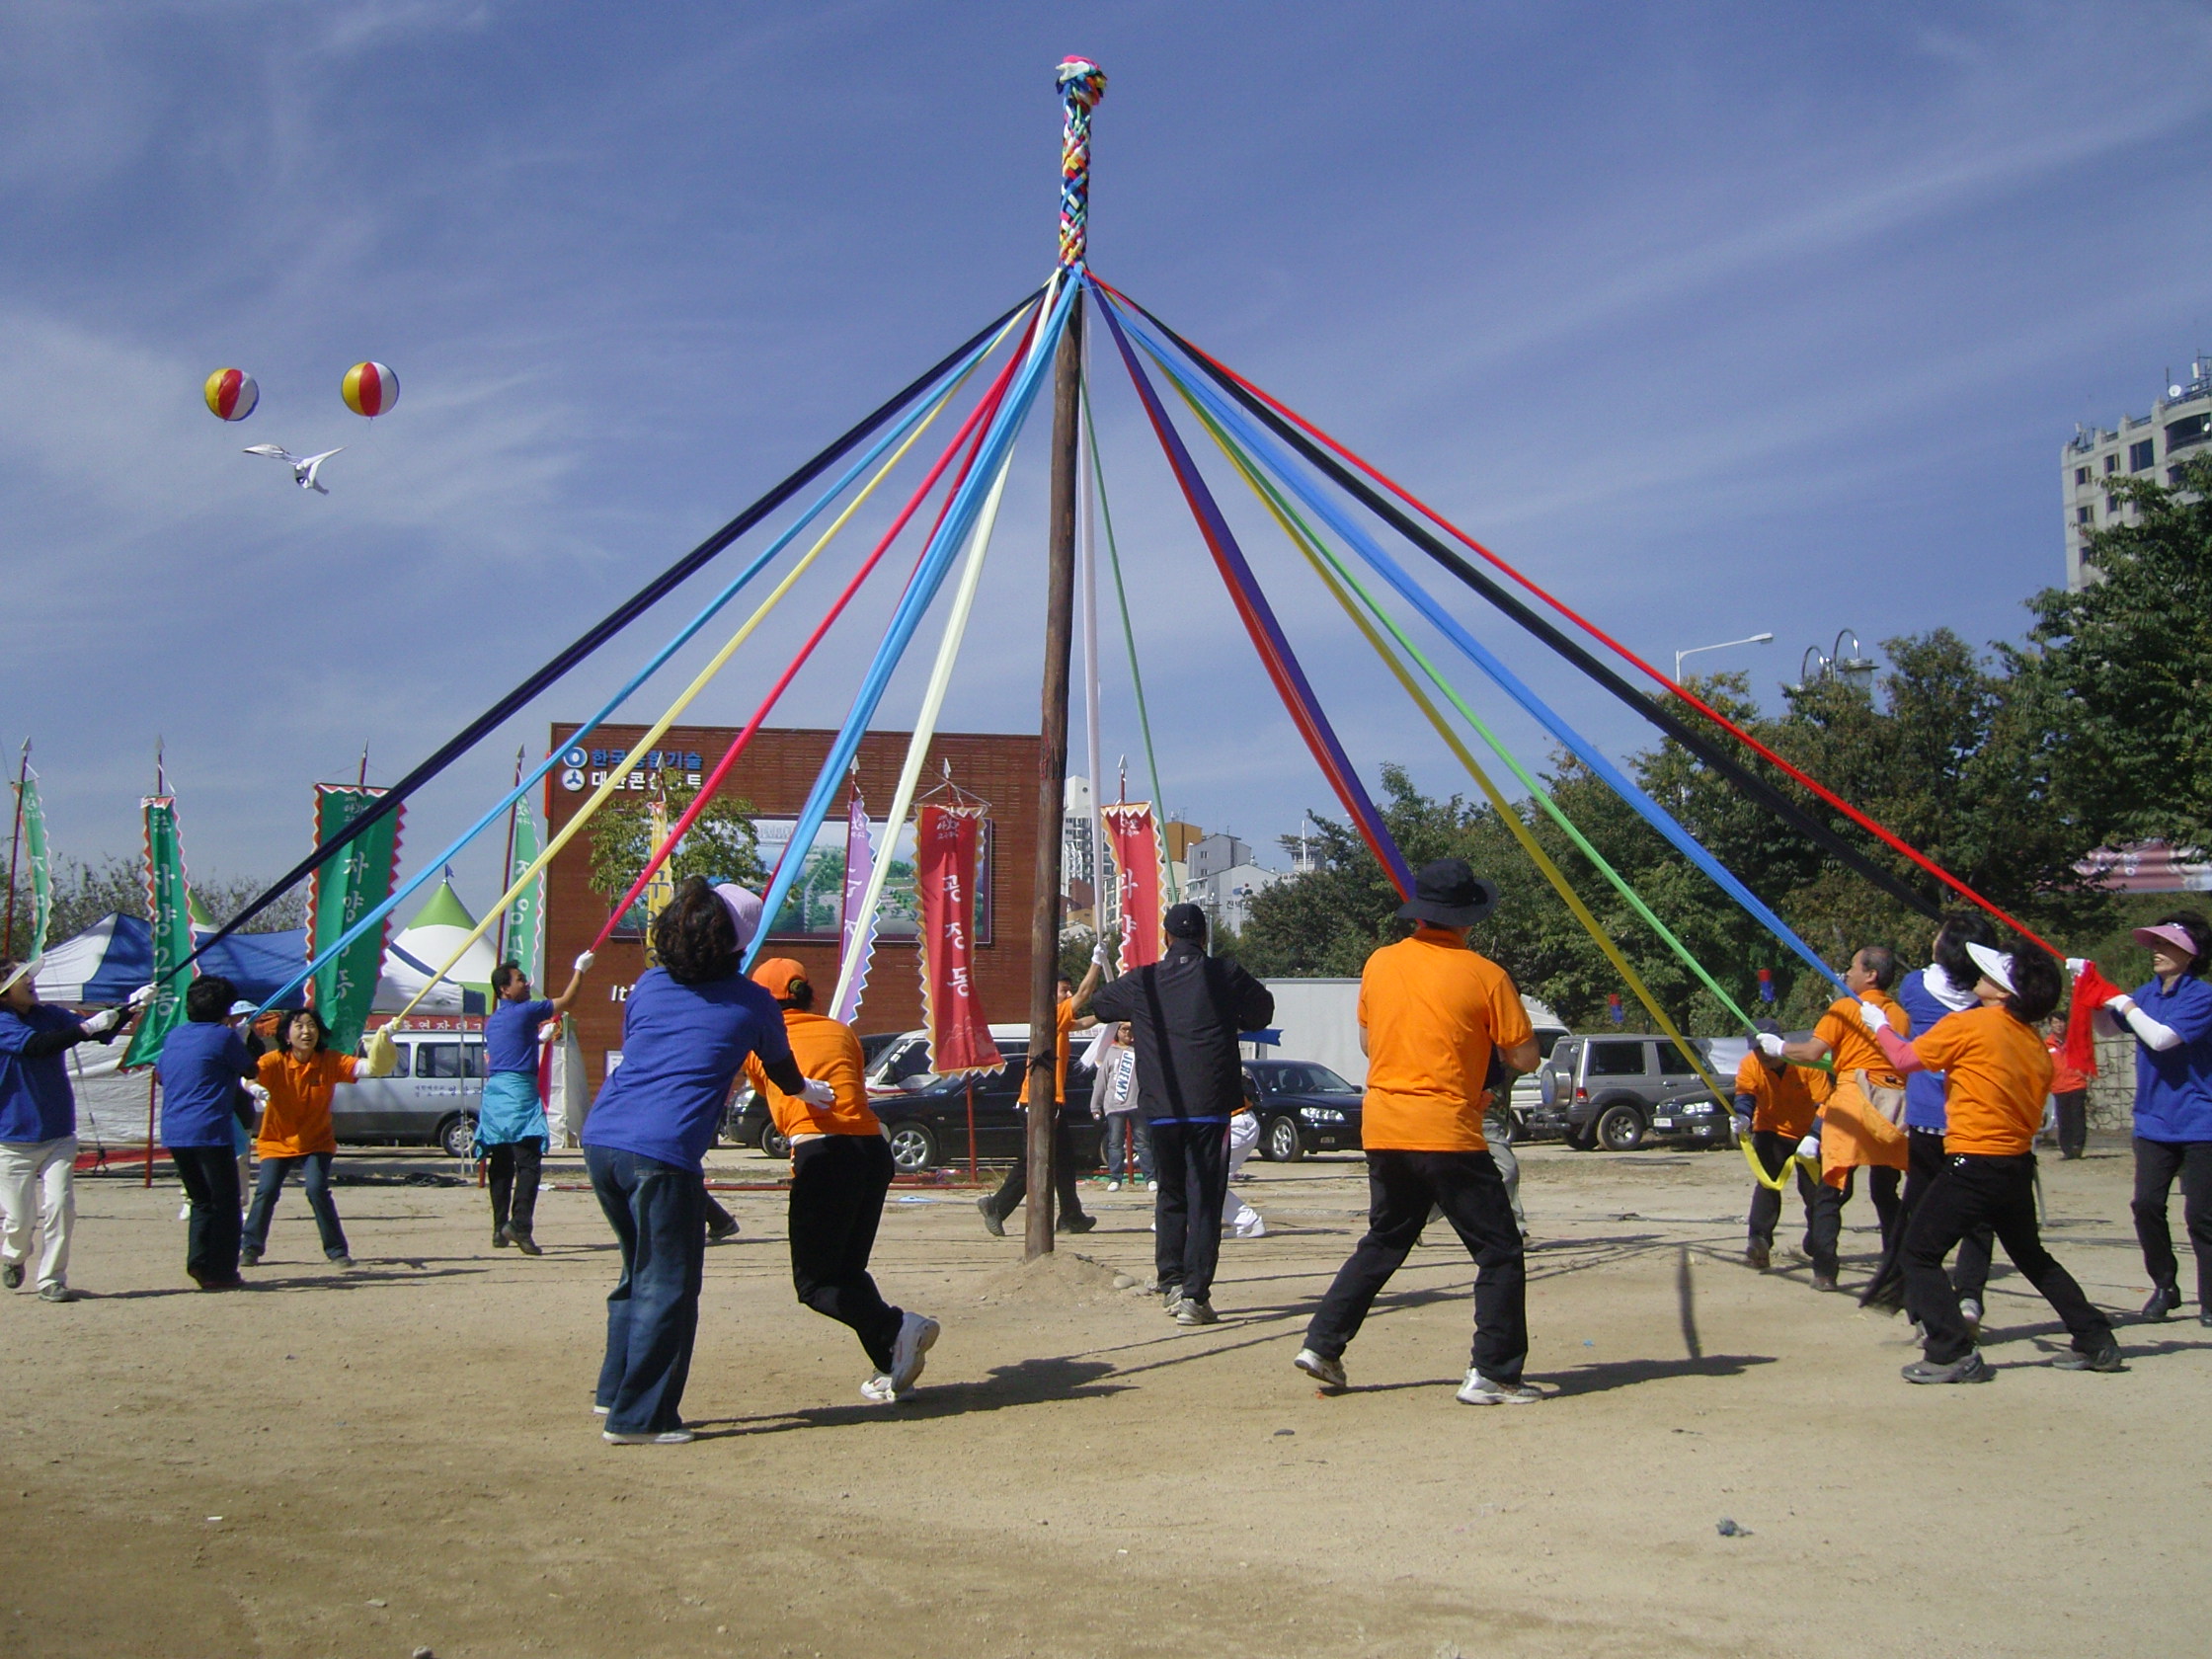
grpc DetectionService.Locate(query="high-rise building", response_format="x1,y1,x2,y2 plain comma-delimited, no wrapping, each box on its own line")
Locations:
2062,356,2212,591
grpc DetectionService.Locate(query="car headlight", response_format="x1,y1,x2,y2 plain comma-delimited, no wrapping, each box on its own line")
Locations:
1682,1101,1716,1116
1300,1107,1347,1124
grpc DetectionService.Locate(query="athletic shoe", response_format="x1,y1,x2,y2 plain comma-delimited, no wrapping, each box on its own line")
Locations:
327,1252,355,1268
197,1276,246,1292
179,1202,193,1222
1745,1242,1771,1272
2141,1283,2181,1321
977,1197,1005,1238
1,1263,21,1290
706,1214,741,1243
1160,1287,1184,1315
1958,1296,1983,1333
513,1233,543,1257
1105,1179,1122,1191
592,1404,610,1416
1174,1298,1219,1326
238,1247,262,1269
1810,1274,1840,1293
2200,1312,2212,1328
2052,1342,2124,1373
493,1224,514,1248
1231,1213,1267,1239
601,1428,694,1445
889,1311,940,1392
1146,1180,1159,1193
1901,1352,1993,1384
1058,1213,1097,1234
36,1284,77,1304
859,1375,900,1404
1457,1370,1540,1405
1294,1348,1347,1393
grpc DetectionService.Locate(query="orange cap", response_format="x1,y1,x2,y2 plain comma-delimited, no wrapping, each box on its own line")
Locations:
750,957,809,997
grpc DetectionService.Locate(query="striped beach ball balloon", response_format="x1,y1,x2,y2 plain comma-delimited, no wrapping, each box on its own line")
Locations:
341,360,399,418
202,368,259,422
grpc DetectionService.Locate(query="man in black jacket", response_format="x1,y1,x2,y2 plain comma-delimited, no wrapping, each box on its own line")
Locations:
1089,904,1274,1325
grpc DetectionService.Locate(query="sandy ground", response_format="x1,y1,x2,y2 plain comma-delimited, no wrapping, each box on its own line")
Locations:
1,1134,2204,1659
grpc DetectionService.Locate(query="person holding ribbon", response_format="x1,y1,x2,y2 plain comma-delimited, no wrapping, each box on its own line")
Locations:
1733,1018,1822,1273
478,951,594,1255
153,975,261,1289
244,1006,390,1269
978,959,1105,1239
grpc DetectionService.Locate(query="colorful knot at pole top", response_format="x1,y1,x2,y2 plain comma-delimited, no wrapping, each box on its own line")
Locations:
1056,55,1106,270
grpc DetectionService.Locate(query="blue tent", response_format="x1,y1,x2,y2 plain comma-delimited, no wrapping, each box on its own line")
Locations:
34,913,309,1006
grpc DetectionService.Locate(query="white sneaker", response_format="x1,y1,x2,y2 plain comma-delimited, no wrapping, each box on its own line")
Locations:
859,1374,900,1404
890,1311,940,1392
601,1427,694,1445
1959,1296,1983,1333
1231,1213,1267,1239
1456,1370,1540,1405
1105,1179,1121,1191
1146,1179,1159,1192
179,1202,193,1222
1294,1347,1347,1392
592,1403,610,1416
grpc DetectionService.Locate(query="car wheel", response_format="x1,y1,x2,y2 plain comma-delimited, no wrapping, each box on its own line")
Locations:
1595,1102,1645,1152
437,1112,478,1160
1262,1115,1304,1163
886,1121,938,1174
757,1121,792,1159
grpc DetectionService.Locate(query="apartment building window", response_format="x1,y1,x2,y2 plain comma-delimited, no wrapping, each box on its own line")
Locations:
2104,454,2120,473
2078,506,2093,524
2130,438,2156,472
2075,466,2091,485
2107,495,2121,515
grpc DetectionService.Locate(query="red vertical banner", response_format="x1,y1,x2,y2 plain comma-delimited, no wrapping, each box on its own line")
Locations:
915,804,1001,1076
1102,802,1164,971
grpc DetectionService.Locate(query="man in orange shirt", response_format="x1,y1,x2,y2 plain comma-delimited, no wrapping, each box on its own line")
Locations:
1775,946,1910,1290
745,960,939,1403
978,956,1104,1238
1295,859,1540,1404
1734,1020,1822,1272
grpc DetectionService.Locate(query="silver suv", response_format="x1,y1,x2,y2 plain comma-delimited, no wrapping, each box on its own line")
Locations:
1532,1034,1731,1151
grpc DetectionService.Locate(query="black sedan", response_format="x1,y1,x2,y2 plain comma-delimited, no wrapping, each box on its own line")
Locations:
1244,1060,1365,1161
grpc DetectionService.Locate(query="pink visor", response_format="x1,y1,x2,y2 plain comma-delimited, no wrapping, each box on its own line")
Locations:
2133,922,2201,958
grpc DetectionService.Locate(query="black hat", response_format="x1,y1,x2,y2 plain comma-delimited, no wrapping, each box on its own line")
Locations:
1395,857,1498,927
1163,902,1209,941
1753,1017,1783,1038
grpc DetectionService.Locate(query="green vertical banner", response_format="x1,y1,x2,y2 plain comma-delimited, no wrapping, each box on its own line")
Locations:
307,784,404,1056
121,798,193,1068
502,794,544,985
8,766,51,970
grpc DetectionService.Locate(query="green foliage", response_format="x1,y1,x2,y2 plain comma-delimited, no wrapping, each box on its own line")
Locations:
587,784,765,923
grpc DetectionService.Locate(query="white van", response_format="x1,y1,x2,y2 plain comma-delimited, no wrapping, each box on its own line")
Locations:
339,1030,486,1157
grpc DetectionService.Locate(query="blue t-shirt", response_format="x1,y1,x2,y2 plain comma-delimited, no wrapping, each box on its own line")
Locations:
582,968,790,1172
485,997,555,1075
1895,968,1972,1132
154,1021,257,1148
0,1004,82,1144
2130,975,2212,1143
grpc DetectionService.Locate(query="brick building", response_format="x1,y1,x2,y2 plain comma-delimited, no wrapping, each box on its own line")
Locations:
544,723,1042,1090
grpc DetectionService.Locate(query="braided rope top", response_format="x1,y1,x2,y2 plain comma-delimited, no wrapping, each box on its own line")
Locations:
1056,56,1107,269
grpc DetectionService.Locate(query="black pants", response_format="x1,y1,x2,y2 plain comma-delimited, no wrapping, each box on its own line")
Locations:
1304,1149,1528,1383
985,1108,1087,1224
173,1144,242,1284
2053,1090,2089,1158
789,1135,904,1371
2132,1137,2212,1310
486,1139,543,1237
1150,1119,1229,1303
703,1191,737,1234
1902,1151,2112,1364
1863,1127,1993,1305
1803,1162,1905,1277
1746,1130,1821,1251
244,1151,349,1259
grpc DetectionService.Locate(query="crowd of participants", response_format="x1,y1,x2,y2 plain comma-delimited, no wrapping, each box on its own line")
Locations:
0,862,2207,1432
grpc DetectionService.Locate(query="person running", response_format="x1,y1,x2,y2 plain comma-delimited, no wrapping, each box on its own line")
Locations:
979,959,1105,1239
0,963,138,1301
744,958,938,1404
154,975,260,1289
1294,860,1539,1402
244,1007,386,1268
1091,904,1274,1325
581,878,829,1445
1871,940,2121,1382
1772,946,1910,1291
1735,1019,1822,1273
2101,912,2212,1324
1221,1084,1266,1240
478,952,594,1255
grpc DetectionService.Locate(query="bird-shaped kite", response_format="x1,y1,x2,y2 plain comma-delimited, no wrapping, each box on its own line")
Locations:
243,443,345,494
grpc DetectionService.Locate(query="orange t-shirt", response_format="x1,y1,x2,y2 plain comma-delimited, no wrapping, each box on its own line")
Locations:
1815,990,1908,1087
1016,997,1076,1107
743,1009,879,1140
1357,935,1534,1153
254,1049,360,1157
1732,1053,1820,1140
1914,1004,2053,1156
2045,1035,2089,1096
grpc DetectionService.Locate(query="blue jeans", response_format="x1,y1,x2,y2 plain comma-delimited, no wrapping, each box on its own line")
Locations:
244,1151,349,1260
586,1145,705,1434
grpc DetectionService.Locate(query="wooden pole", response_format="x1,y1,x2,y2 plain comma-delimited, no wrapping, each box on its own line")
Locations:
3,739,27,959
142,1073,158,1187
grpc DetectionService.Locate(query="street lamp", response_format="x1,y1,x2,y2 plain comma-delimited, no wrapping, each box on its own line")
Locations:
1790,629,1878,693
1674,632,1775,682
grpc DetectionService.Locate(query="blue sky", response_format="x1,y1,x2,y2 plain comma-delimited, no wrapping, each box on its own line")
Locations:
6,0,2211,919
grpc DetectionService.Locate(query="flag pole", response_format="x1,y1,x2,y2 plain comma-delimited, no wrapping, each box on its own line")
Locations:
144,742,162,1187
496,746,523,963
3,739,28,959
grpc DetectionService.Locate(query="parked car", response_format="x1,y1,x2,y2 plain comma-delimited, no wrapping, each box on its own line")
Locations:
1528,1033,1733,1151
338,1030,486,1157
1243,1059,1364,1160
1503,1025,1570,1142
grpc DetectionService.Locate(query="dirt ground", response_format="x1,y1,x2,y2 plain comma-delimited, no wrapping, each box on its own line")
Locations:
2,1134,2203,1659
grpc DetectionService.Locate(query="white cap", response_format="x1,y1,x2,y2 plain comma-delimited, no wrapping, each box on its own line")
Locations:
715,883,763,952
1964,941,2014,994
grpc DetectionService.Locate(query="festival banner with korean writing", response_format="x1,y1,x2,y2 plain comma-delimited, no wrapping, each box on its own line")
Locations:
1102,802,1165,971
833,792,879,1025
306,784,404,1056
121,797,192,1068
500,794,544,985
915,804,1000,1076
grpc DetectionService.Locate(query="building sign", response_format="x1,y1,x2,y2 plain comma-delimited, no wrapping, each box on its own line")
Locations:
752,815,991,943
556,745,706,793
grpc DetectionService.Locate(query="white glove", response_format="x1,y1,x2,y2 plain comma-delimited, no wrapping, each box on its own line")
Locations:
1856,1000,1889,1035
81,1007,123,1036
1731,1114,1753,1138
128,984,157,1009
1795,1133,1821,1160
1755,1032,1784,1059
245,1082,271,1105
2105,993,2137,1017
1090,940,1111,969
800,1077,836,1107
2066,958,2089,978
574,951,595,974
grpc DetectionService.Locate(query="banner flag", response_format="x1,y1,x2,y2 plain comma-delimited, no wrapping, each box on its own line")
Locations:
502,794,545,984
833,792,879,1025
915,804,1000,1076
306,785,404,1055
4,766,51,986
1102,802,1165,971
121,798,193,1067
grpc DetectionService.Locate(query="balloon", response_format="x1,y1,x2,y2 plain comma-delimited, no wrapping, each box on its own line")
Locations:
341,361,398,418
202,368,259,422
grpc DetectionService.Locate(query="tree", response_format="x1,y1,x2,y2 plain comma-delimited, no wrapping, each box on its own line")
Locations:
19,853,307,947
587,784,765,929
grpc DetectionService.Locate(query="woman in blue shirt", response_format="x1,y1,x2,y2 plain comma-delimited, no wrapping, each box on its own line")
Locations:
580,878,823,1445
2100,912,2212,1324
477,951,593,1255
153,975,260,1289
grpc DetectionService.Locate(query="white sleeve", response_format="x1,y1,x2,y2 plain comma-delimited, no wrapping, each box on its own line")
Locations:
2124,1005,2184,1052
